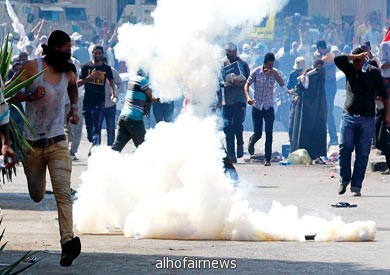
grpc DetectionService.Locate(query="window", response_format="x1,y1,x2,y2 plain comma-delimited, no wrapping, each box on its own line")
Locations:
38,10,59,21
65,7,87,21
38,6,63,21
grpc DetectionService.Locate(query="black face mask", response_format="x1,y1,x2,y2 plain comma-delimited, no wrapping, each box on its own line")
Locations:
53,49,71,63
43,46,73,73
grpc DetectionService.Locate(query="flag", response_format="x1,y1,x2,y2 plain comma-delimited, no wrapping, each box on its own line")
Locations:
383,27,390,42
5,0,25,38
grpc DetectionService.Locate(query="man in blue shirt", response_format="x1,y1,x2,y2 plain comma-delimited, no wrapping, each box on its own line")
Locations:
112,69,159,152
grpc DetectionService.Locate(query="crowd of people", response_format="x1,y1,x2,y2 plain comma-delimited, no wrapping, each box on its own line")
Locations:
2,10,390,267
218,12,390,199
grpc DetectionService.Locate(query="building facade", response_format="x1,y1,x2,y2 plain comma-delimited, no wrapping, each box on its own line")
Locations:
308,0,388,25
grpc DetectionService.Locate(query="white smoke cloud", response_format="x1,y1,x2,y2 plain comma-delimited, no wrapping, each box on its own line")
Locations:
74,0,377,242
74,114,376,242
115,0,290,115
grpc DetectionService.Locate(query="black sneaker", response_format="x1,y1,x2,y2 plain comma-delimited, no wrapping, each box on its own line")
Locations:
60,236,81,267
352,191,361,197
248,137,255,155
264,161,271,166
338,184,347,195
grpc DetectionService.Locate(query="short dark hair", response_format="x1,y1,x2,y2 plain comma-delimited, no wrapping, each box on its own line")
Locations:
316,40,327,49
263,52,275,64
352,47,364,55
92,45,104,53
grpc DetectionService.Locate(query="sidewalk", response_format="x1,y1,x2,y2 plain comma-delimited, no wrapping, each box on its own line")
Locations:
1,132,390,274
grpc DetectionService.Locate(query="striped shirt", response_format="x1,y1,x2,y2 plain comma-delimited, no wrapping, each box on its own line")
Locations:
120,75,150,121
247,66,279,110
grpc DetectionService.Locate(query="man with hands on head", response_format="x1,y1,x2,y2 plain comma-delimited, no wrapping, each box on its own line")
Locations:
335,47,390,197
244,52,284,166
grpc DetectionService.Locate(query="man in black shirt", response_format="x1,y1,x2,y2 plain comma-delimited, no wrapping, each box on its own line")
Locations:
334,47,390,196
78,45,116,153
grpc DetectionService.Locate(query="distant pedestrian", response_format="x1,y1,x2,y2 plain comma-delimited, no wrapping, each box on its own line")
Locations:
103,60,123,146
244,52,284,166
314,40,338,146
78,45,116,154
217,42,250,163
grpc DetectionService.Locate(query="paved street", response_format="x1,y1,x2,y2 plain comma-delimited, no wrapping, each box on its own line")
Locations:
1,131,390,274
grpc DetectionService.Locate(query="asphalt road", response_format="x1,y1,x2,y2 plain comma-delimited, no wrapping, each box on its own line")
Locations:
1,131,390,274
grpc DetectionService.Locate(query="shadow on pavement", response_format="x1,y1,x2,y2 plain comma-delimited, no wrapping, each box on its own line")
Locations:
0,193,57,211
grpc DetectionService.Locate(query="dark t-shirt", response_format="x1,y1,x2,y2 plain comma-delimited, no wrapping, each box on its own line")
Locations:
221,57,250,105
81,63,113,105
334,55,388,117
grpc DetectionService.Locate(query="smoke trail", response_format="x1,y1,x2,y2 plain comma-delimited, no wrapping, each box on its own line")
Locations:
74,0,376,241
115,0,290,115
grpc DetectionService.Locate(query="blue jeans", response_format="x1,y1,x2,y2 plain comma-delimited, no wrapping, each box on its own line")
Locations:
339,114,374,192
222,102,246,161
104,105,117,146
250,106,275,162
153,101,174,123
83,101,104,146
325,80,338,142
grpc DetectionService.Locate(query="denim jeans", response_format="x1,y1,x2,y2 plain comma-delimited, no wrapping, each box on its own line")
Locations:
153,101,174,123
111,116,146,152
222,102,246,161
104,105,117,146
83,101,104,146
325,80,338,142
22,140,73,245
250,106,275,162
339,114,374,192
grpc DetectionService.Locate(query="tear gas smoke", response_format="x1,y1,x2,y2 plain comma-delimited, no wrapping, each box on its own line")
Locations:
115,0,290,115
74,0,376,241
74,115,375,242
